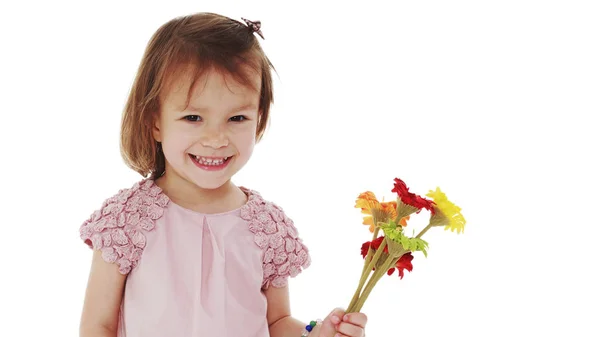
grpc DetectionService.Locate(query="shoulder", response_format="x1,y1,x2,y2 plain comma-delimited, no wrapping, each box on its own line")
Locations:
239,188,311,289
79,179,170,274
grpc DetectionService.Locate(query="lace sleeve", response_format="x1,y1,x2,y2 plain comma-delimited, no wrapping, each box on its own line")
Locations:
240,193,311,290
79,180,169,274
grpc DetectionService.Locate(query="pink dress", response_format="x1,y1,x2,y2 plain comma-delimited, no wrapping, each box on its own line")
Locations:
79,179,311,337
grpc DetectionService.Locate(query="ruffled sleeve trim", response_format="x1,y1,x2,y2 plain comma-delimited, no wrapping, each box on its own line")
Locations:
79,179,169,274
240,189,311,290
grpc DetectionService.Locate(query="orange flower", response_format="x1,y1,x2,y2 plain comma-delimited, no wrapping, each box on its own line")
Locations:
355,192,380,215
399,215,410,227
355,192,408,232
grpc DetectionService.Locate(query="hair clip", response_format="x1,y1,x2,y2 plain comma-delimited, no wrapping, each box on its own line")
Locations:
241,17,264,40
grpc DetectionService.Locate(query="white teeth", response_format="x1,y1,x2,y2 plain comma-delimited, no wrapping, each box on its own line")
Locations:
193,155,228,166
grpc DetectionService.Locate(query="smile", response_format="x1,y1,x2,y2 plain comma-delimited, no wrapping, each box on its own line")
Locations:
192,155,230,165
189,154,233,170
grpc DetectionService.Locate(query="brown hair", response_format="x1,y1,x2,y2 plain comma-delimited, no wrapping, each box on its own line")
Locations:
120,12,275,179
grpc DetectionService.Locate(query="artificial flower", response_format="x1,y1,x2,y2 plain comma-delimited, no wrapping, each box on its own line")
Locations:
355,191,400,232
360,236,397,275
360,236,388,258
347,177,466,315
388,252,414,278
355,191,379,214
426,187,466,234
381,222,429,257
398,215,410,227
392,178,436,214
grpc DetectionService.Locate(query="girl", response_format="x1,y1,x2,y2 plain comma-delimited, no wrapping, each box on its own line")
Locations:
78,12,368,337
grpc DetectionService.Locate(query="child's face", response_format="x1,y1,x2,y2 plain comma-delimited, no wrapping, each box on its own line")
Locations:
154,67,261,190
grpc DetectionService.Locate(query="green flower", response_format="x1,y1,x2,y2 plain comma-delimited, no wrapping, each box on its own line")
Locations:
380,220,429,257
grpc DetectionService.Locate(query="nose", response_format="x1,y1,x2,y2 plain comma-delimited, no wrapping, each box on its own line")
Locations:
200,124,229,149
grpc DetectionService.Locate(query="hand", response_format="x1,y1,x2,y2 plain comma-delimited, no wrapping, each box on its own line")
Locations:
317,307,367,337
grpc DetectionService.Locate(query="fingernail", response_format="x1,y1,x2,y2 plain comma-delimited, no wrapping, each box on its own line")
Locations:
343,314,349,321
331,316,340,324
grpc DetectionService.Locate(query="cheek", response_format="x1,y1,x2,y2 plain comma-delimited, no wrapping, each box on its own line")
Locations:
161,141,187,164
162,122,197,143
160,127,197,158
233,128,257,155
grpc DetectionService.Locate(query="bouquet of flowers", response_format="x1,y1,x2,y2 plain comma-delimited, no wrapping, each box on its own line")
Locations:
346,178,466,312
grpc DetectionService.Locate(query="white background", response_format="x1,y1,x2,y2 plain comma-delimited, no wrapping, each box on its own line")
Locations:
1,0,599,336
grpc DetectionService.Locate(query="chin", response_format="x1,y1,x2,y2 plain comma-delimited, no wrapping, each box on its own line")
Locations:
162,166,229,191
185,175,232,190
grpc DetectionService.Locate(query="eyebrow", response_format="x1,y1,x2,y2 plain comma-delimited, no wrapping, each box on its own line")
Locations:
186,103,258,114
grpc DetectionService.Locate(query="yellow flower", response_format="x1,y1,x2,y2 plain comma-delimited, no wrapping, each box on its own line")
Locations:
426,187,466,234
355,192,408,232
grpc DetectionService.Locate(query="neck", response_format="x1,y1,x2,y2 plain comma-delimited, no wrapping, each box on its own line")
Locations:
155,170,240,212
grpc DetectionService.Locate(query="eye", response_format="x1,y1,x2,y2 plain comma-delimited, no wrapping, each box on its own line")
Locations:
184,115,202,122
229,115,248,122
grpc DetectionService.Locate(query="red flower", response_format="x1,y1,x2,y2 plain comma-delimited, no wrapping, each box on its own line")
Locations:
360,236,387,258
361,237,412,277
391,178,435,214
360,236,395,273
391,252,414,279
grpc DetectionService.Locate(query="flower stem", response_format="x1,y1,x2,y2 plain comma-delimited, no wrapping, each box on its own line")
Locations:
361,227,380,275
353,253,398,312
416,223,432,239
347,235,386,312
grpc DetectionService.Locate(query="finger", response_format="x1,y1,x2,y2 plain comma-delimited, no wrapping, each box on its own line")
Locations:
336,322,364,337
329,308,346,324
319,308,346,337
342,313,368,328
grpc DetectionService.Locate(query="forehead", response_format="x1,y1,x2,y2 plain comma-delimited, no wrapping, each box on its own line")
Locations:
162,64,261,112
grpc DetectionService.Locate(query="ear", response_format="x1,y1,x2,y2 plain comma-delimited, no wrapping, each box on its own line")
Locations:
152,113,162,142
